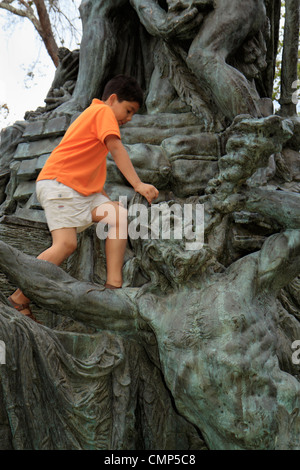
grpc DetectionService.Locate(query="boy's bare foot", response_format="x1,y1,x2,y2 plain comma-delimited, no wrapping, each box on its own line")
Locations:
104,283,121,289
8,296,40,323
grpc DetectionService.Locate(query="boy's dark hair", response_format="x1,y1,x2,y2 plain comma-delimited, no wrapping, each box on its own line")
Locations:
102,75,144,107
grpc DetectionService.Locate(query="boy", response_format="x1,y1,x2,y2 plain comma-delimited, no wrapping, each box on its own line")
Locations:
8,75,159,321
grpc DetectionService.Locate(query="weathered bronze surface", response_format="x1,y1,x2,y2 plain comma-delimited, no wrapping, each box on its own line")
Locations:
0,0,299,450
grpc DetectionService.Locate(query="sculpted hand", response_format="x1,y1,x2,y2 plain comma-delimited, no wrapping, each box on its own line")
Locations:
130,0,203,40
159,8,203,39
134,182,159,204
167,0,214,12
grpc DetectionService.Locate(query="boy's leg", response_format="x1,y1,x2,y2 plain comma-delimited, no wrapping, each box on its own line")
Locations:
9,227,77,312
92,201,128,288
38,227,78,265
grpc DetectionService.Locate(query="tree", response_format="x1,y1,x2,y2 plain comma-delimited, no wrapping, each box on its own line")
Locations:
273,0,300,114
279,0,300,116
0,0,81,67
273,1,285,105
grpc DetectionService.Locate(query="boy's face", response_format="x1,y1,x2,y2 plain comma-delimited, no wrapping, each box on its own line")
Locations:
106,94,140,126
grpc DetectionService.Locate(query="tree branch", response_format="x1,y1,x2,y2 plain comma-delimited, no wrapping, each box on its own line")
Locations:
0,0,29,17
33,0,59,66
0,0,59,67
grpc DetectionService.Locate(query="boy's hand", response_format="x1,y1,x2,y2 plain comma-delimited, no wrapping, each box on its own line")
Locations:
134,182,159,204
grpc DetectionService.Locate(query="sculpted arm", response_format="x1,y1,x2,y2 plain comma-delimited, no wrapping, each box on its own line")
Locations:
129,0,167,36
0,241,138,333
130,0,201,38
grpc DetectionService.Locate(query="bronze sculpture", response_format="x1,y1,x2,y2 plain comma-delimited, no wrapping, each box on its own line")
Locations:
0,0,299,450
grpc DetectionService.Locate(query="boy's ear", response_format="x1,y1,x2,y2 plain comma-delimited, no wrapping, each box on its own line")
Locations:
106,93,118,105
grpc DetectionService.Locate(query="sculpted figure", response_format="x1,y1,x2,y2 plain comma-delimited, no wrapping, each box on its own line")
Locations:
131,0,267,121
0,0,299,449
51,0,269,123
25,48,80,118
0,226,300,449
54,0,154,115
185,0,267,120
0,110,300,449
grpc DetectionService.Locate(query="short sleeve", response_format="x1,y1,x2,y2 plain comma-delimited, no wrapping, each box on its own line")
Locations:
95,106,121,144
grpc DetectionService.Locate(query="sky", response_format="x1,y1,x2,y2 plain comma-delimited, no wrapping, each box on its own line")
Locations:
0,20,55,128
0,2,81,130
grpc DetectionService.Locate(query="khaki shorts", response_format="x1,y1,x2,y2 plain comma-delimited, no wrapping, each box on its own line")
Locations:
36,179,110,233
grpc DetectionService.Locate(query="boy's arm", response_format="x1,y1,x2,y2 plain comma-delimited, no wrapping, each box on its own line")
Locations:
105,135,159,204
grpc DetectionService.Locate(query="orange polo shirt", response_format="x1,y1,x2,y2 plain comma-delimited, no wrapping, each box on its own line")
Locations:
37,99,121,196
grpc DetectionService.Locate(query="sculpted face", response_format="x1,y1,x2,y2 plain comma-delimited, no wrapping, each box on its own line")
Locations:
138,245,300,450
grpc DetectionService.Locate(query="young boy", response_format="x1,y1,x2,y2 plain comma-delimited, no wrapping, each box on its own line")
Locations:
8,75,159,321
